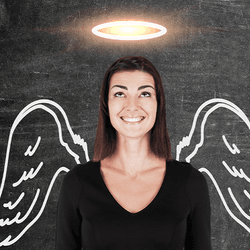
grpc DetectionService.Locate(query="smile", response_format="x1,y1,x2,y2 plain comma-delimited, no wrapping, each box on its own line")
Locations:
121,117,145,122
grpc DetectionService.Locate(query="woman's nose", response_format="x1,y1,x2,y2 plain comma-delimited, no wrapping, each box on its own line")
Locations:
125,96,139,111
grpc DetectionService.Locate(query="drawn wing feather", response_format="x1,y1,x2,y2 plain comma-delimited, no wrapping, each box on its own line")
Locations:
176,98,250,236
0,99,89,247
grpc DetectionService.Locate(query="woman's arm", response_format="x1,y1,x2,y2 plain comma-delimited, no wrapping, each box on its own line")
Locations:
185,167,212,250
55,169,82,250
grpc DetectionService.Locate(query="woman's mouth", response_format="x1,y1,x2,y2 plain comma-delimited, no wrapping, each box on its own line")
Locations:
121,116,145,123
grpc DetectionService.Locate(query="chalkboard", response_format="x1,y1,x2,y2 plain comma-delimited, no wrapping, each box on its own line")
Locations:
0,0,250,249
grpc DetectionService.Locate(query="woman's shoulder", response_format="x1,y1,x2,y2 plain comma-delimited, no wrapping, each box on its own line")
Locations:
167,159,194,176
63,161,100,186
70,161,100,173
168,159,207,186
170,161,211,210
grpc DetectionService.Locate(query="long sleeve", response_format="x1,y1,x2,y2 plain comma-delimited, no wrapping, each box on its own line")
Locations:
55,169,83,250
185,168,212,250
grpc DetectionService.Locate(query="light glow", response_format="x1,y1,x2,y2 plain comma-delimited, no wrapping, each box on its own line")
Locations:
92,21,167,40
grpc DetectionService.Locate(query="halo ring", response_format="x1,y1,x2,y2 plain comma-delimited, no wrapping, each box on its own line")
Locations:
92,21,167,40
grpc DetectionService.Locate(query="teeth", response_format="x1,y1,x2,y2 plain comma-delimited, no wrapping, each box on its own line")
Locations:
122,117,144,122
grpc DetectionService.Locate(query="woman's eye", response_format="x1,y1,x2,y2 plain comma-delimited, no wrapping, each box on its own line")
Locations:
114,92,125,97
141,92,151,97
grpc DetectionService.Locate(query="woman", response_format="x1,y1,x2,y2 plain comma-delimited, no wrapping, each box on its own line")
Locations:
56,56,211,250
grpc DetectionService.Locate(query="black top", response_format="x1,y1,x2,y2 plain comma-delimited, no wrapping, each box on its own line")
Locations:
56,160,211,250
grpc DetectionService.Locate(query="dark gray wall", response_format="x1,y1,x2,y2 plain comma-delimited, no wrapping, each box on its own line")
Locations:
1,0,250,249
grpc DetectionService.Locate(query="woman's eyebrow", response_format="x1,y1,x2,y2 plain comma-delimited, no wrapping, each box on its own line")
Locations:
111,85,155,90
138,85,155,90
111,85,127,90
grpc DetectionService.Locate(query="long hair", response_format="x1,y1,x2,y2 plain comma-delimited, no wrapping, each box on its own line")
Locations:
93,56,172,161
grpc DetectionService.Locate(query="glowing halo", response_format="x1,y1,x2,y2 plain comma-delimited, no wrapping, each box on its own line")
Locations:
92,21,167,40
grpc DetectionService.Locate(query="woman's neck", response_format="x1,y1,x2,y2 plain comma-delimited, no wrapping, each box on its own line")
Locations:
107,133,158,177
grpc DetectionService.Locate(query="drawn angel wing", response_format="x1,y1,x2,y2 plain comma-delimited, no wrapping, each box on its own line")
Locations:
176,98,250,233
0,99,90,247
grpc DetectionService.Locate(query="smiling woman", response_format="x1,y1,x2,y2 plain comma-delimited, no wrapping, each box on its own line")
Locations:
108,71,157,143
93,56,171,161
56,56,212,250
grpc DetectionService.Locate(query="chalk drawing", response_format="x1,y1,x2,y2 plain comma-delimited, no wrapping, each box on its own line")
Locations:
0,99,90,247
24,136,41,157
176,98,250,233
12,162,44,188
1,97,250,247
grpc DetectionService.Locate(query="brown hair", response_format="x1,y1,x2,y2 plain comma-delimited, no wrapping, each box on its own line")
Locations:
93,56,172,161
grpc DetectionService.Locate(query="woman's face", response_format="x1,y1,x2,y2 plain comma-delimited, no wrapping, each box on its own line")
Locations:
108,70,157,140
